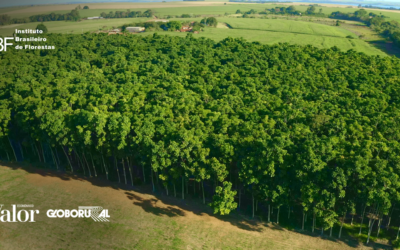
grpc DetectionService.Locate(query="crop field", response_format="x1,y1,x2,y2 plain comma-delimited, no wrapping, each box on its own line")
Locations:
0,164,387,250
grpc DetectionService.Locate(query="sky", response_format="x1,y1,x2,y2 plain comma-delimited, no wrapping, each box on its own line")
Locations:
0,0,399,8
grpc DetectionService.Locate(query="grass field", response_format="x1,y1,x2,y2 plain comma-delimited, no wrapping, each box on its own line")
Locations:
0,16,387,57
219,18,356,37
2,2,400,22
0,163,391,250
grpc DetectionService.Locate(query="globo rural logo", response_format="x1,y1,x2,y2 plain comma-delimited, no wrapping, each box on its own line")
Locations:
0,204,110,222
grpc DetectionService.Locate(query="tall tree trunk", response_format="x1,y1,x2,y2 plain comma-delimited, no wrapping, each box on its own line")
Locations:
387,205,395,229
256,200,258,212
268,204,271,222
30,141,37,158
50,146,58,171
6,150,10,161
330,226,333,237
62,147,73,173
101,154,108,180
165,182,169,196
90,152,97,177
7,136,17,162
127,157,133,186
359,204,367,235
351,214,354,226
376,218,382,238
115,157,120,183
302,211,305,230
339,212,346,239
239,189,241,209
202,181,205,204
174,182,176,197
82,152,91,177
396,225,400,240
34,141,41,162
142,165,146,183
151,168,155,192
55,148,61,167
182,176,184,200
252,194,255,218
122,158,127,185
312,212,315,233
277,206,280,224
40,142,46,164
288,206,290,219
18,141,24,160
74,149,85,175
366,218,376,244
321,226,324,236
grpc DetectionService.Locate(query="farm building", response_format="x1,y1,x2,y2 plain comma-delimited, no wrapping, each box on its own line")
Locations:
180,26,192,32
126,27,145,33
87,16,104,20
146,19,169,23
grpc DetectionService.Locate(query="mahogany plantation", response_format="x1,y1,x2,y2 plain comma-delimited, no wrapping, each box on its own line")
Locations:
2,32,400,247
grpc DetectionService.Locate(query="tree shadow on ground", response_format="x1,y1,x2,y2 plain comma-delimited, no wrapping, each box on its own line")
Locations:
368,39,400,58
0,161,392,249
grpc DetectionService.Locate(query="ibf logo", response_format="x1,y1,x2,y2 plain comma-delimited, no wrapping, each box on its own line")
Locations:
0,37,14,52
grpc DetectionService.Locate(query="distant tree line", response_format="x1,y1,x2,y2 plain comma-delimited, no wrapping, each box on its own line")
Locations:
330,9,400,48
99,9,153,19
236,6,325,17
0,9,80,25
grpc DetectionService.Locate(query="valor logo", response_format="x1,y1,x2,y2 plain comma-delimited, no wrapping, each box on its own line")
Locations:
0,204,39,222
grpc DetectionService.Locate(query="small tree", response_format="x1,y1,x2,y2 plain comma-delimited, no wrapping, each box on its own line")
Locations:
236,9,241,14
206,17,218,27
83,6,89,9
36,23,48,33
167,21,182,31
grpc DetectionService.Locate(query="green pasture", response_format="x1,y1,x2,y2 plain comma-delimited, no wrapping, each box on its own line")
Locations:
2,3,400,22
0,16,387,57
0,18,151,36
218,17,356,37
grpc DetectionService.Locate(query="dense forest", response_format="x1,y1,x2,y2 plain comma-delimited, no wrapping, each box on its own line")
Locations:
1,33,400,243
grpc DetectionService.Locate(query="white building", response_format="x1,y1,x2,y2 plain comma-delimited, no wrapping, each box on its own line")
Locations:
87,17,104,20
126,27,145,33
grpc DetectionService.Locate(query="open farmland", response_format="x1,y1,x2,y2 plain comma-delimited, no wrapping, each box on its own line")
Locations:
2,2,400,22
219,18,356,37
0,164,389,250
0,16,386,57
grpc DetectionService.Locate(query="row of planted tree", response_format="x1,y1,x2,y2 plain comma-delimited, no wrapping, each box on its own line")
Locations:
1,33,400,244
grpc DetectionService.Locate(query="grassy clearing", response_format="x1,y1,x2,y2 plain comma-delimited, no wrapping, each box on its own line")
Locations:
138,27,386,56
0,18,151,36
219,18,356,37
0,163,388,250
